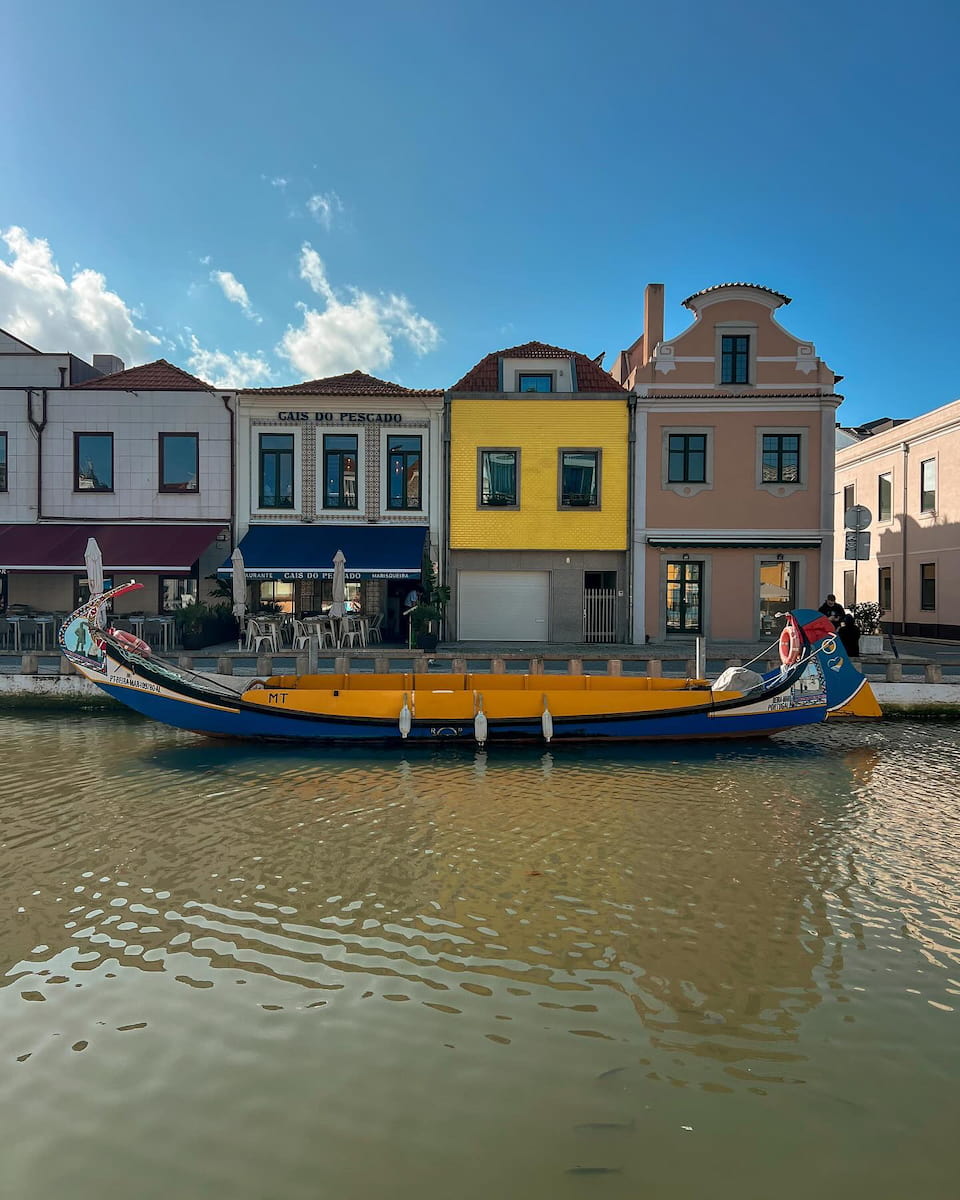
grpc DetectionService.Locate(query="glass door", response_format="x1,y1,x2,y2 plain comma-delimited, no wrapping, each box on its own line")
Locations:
666,561,702,633
759,560,796,636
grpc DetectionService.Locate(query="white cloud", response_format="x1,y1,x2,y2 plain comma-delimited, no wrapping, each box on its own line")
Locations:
185,334,273,389
210,269,261,323
271,176,288,190
278,243,440,378
306,191,344,231
199,254,211,266
0,225,161,364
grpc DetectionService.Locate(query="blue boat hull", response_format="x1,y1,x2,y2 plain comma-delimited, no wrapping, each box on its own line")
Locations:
95,678,833,743
60,589,880,747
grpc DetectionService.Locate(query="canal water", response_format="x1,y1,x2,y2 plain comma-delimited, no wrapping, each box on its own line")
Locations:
2,713,958,1199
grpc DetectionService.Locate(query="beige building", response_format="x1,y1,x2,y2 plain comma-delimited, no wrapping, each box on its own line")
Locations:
835,400,960,638
612,283,842,643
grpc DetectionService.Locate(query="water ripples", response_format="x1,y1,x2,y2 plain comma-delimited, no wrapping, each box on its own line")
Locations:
2,714,960,1198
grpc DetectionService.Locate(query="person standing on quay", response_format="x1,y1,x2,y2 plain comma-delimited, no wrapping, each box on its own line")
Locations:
818,594,844,627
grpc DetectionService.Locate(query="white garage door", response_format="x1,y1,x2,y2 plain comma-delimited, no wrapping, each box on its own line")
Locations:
458,571,550,641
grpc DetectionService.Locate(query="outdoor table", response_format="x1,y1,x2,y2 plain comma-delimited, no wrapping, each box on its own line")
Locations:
6,615,56,651
129,616,175,652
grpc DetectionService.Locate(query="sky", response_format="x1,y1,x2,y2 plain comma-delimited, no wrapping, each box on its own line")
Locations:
2,0,958,426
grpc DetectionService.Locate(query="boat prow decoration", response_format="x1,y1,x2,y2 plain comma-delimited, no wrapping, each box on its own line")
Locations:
59,589,882,746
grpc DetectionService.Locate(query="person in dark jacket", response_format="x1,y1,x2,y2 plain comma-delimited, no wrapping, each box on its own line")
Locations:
837,610,861,657
818,594,845,626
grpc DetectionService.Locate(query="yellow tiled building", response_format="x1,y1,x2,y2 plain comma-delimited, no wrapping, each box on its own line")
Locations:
446,342,630,642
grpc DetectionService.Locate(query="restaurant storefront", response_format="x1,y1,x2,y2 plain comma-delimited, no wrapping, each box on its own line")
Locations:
219,523,430,640
0,522,228,617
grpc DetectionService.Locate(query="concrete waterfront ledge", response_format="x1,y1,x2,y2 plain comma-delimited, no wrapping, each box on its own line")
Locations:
2,651,960,716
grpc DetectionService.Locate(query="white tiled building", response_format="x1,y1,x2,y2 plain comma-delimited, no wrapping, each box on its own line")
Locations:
0,334,232,618
227,371,444,640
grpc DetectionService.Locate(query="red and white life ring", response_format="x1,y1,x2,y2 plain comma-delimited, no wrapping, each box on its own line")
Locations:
778,619,802,667
112,629,152,656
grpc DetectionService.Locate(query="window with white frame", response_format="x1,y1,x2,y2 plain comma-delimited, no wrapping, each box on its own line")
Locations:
920,458,936,513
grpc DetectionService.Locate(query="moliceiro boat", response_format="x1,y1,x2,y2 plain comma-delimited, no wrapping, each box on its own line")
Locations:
59,582,881,746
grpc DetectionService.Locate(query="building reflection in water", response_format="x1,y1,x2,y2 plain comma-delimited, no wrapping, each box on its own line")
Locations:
1,716,889,1094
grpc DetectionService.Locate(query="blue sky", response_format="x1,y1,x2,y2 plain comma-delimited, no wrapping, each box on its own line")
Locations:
2,0,958,424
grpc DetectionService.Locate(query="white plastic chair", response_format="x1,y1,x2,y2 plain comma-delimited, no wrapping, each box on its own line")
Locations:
245,619,278,653
366,613,383,644
340,618,363,648
291,619,313,650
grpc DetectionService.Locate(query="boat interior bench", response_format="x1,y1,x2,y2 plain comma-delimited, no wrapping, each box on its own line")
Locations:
258,673,715,693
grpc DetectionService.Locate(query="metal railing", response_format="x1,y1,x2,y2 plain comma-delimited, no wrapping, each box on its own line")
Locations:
0,652,951,685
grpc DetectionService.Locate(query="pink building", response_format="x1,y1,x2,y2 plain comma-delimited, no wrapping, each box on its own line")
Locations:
612,283,842,643
835,400,960,638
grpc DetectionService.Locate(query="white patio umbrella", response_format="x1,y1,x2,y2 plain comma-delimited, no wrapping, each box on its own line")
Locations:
329,549,347,619
84,536,104,598
84,536,106,627
231,547,247,623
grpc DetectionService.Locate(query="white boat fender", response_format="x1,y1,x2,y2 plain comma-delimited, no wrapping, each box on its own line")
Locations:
399,693,412,739
541,696,553,744
474,694,488,748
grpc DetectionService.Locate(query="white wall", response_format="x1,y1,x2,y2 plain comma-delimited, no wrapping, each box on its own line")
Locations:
0,353,73,388
0,391,38,522
42,388,232,520
500,357,573,392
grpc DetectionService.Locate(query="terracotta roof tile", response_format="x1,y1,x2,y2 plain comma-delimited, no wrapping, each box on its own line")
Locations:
682,283,792,307
451,341,626,393
72,359,214,391
244,370,443,397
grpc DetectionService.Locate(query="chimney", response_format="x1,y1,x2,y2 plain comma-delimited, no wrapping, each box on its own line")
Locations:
642,284,664,366
93,354,125,376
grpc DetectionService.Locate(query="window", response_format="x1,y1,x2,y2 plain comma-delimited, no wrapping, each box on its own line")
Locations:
879,566,892,612
258,580,294,615
161,577,198,611
479,449,519,507
921,563,936,611
878,472,892,521
843,483,855,512
74,574,114,607
323,434,358,508
0,432,6,491
518,373,553,393
759,560,797,634
387,435,422,510
258,433,294,509
74,432,114,492
668,434,707,483
843,570,855,610
666,561,702,633
720,335,749,384
921,458,936,513
159,433,199,493
559,449,600,508
761,435,800,483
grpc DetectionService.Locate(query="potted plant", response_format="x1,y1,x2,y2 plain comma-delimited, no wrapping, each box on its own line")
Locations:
852,601,884,655
410,602,442,651
175,601,236,650
409,559,450,651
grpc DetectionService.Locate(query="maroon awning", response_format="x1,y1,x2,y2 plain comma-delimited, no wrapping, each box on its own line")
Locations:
0,524,226,572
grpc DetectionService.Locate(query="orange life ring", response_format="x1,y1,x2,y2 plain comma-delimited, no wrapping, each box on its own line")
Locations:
779,620,802,667
113,629,152,656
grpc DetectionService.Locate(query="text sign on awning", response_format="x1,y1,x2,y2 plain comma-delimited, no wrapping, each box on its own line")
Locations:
242,569,420,581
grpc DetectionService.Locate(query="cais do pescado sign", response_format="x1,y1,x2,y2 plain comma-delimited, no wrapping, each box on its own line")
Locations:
276,411,404,423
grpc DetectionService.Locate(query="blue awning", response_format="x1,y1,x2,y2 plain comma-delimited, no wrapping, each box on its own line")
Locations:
219,524,429,582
